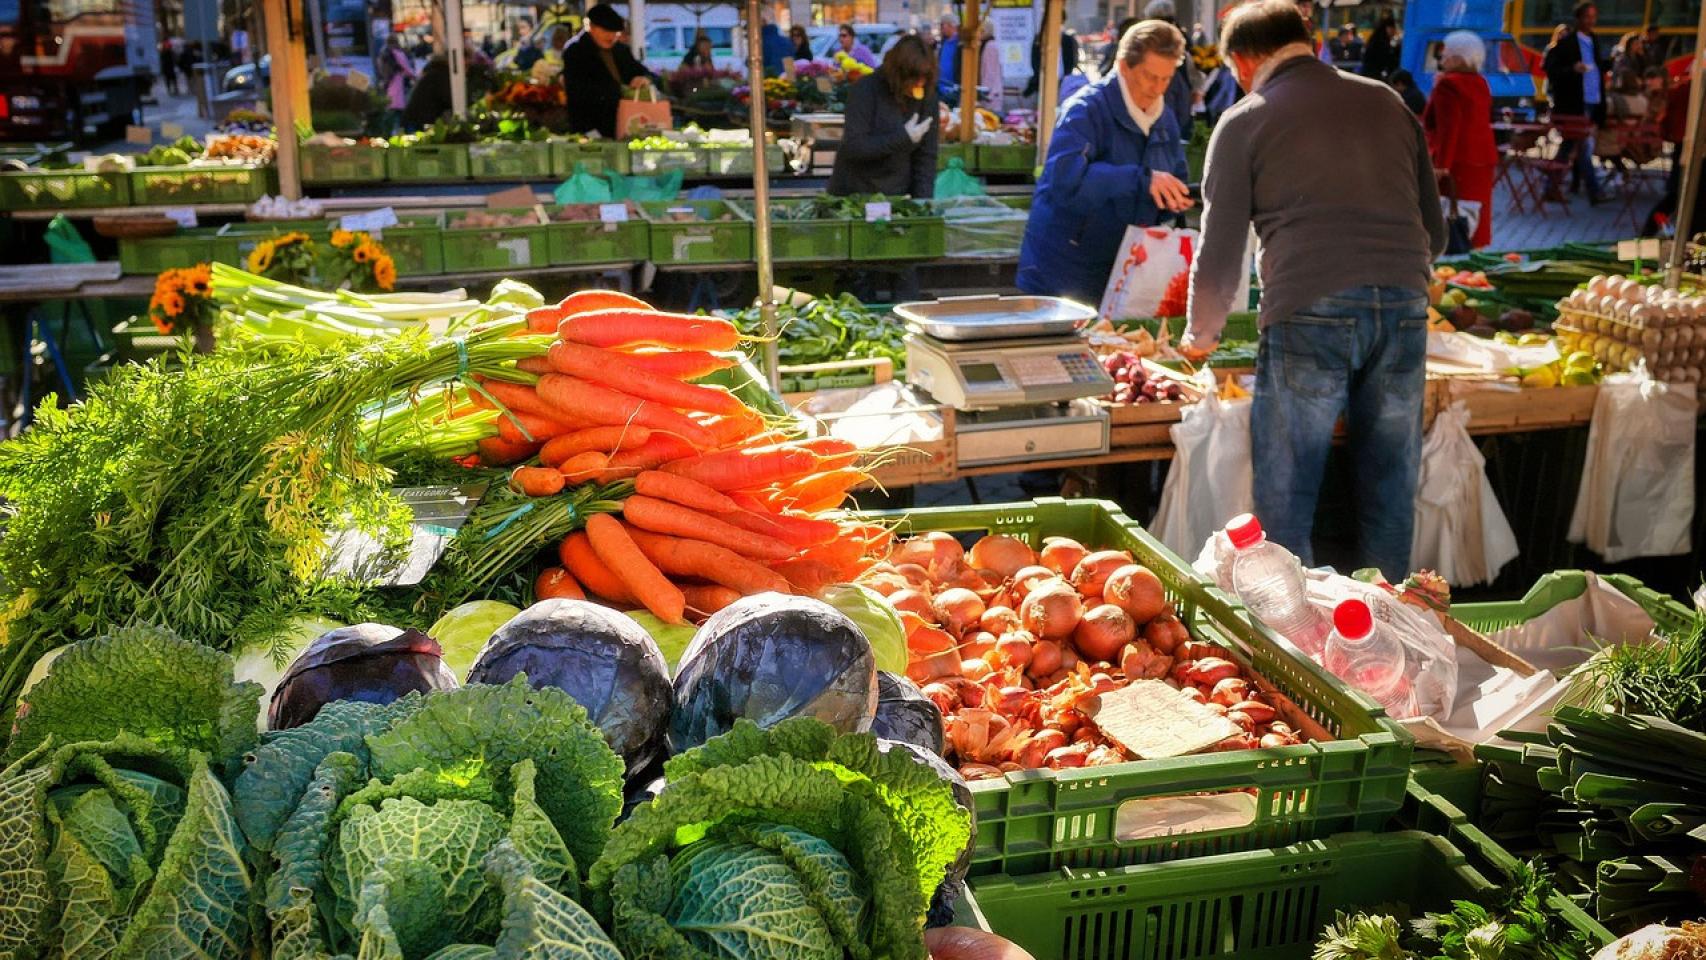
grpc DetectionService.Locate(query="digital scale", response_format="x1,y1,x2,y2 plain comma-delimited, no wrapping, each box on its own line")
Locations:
895,295,1114,467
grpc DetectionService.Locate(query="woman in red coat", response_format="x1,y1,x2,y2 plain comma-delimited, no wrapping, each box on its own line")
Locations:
1423,31,1498,248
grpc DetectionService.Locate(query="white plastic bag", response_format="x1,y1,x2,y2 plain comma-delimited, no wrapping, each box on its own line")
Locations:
1302,575,1460,720
1410,401,1519,586
1568,371,1697,562
1098,226,1197,323
1152,372,1253,558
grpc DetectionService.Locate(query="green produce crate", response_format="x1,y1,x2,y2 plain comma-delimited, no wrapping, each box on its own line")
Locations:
976,142,1037,174
938,143,971,170
546,205,649,265
468,140,553,180
128,164,268,204
733,199,849,262
300,142,387,184
1448,570,1692,637
550,139,630,176
384,143,471,182
377,213,446,276
441,209,548,272
1409,752,1486,816
628,146,705,176
862,499,1413,877
702,144,786,176
960,783,1610,960
848,215,945,261
0,169,129,210
640,200,752,264
212,220,331,266
118,228,220,274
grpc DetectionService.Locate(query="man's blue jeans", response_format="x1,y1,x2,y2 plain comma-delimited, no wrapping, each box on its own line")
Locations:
1251,285,1429,580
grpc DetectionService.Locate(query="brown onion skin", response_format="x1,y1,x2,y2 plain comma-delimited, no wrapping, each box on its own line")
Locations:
1071,550,1132,599
1074,604,1136,661
1020,580,1083,640
968,534,1037,579
1039,537,1089,577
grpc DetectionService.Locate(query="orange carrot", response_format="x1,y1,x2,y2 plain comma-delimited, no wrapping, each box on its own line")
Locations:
546,341,747,416
477,436,543,466
626,349,737,379
700,411,769,446
559,532,636,604
557,309,741,351
586,513,686,623
535,374,715,448
606,433,700,471
660,441,825,491
682,584,742,617
524,290,654,334
470,378,562,420
541,425,653,467
774,468,870,512
794,437,862,470
511,465,567,497
634,471,740,514
727,496,842,548
774,558,840,594
557,451,610,484
626,527,792,596
496,410,581,445
535,566,586,600
516,356,553,375
622,495,796,562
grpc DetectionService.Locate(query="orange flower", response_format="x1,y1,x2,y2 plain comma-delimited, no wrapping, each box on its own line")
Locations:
161,291,186,317
331,229,355,247
353,242,375,264
373,255,396,290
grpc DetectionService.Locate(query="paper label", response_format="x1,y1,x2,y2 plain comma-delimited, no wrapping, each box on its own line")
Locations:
346,69,371,91
864,200,892,222
160,121,184,139
341,207,400,232
598,203,630,223
164,207,198,228
1089,679,1242,759
126,125,153,145
496,236,531,264
1617,238,1662,261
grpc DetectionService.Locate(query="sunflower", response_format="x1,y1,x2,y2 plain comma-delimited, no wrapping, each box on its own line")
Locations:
373,255,396,290
331,229,355,248
247,242,275,273
353,242,375,264
151,314,175,335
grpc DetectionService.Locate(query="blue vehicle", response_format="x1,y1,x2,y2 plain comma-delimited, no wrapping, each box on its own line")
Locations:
1401,0,1537,110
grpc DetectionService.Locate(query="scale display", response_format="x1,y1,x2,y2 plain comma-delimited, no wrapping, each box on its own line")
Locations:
907,335,1113,410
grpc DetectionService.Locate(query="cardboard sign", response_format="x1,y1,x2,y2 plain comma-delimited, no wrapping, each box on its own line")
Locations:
164,207,198,228
126,125,153,145
485,184,537,210
1616,238,1663,261
1089,679,1241,759
598,203,630,223
864,200,892,222
346,69,371,91
160,121,185,140
341,207,400,233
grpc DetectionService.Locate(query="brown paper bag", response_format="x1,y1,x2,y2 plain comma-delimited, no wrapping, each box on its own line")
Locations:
617,86,672,138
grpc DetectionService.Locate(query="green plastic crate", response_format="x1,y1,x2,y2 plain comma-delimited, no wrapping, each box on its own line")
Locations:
938,143,971,171
441,209,548,271
550,139,630,176
976,142,1037,174
468,140,553,180
128,164,268,204
640,200,752,264
961,784,1610,960
300,142,388,184
384,143,471,182
118,228,220,274
849,215,945,260
1448,571,1692,637
860,499,1413,877
376,213,446,277
0,169,129,210
628,146,705,176
546,204,648,265
213,220,330,266
733,200,849,262
702,144,785,176
1410,753,1486,816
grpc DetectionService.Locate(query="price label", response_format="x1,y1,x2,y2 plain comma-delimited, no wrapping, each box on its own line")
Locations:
160,121,184,140
341,207,400,232
497,237,531,265
125,125,153,145
345,69,371,91
164,207,198,228
864,200,892,222
598,203,630,223
1617,238,1662,261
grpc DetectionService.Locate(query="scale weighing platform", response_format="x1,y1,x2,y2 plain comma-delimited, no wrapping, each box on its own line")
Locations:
895,295,1114,467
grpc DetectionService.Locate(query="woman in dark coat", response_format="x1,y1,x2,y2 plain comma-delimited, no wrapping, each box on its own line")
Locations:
829,35,939,198
562,3,656,138
1359,16,1400,80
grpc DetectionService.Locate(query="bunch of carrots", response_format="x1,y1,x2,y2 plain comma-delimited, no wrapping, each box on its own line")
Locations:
463,289,893,625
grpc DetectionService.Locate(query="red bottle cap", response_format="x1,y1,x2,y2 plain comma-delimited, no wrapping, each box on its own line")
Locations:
1225,513,1263,550
1333,598,1374,639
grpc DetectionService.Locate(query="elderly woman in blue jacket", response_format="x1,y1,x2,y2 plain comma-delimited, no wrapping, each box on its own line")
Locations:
1018,19,1193,305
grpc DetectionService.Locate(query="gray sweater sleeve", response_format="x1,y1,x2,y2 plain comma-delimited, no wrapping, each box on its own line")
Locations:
1186,118,1251,345
1414,117,1448,257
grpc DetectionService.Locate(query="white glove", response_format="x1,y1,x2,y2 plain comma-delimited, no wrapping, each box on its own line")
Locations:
904,115,933,144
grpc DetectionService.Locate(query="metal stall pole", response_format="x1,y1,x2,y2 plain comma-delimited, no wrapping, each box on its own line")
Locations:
1037,0,1063,159
746,0,780,390
447,0,468,116
1664,0,1706,286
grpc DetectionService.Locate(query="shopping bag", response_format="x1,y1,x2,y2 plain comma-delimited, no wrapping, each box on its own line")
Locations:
607,169,684,202
1410,401,1519,586
1152,370,1253,558
616,85,672,138
1098,225,1196,323
933,157,986,199
552,162,614,204
1568,370,1697,562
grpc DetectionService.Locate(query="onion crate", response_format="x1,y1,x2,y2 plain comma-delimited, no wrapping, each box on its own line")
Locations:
639,200,752,264
958,782,1609,960
118,228,220,274
468,140,553,180
440,207,548,271
550,139,630,176
732,199,849,262
546,202,649,266
0,169,130,210
129,164,268,204
384,143,471,182
848,212,945,260
299,142,388,184
859,498,1412,877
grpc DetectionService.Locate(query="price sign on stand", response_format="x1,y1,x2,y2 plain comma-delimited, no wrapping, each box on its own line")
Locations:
598,203,630,223
341,207,400,233
164,208,198,228
161,121,185,140
864,200,892,222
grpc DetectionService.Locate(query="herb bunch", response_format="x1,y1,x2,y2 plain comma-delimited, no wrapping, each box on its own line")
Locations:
1582,608,1706,731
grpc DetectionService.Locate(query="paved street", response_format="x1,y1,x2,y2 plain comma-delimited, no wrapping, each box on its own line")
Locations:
1485,165,1665,252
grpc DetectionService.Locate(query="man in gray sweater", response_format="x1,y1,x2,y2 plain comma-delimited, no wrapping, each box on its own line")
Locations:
1183,0,1446,579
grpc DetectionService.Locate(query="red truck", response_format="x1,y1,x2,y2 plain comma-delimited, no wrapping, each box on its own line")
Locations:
0,0,158,140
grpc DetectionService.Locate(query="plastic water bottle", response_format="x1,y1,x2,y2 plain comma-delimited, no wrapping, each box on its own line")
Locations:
1226,513,1331,658
1322,599,1417,718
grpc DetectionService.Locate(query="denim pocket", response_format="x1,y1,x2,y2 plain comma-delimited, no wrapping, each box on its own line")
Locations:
1275,314,1356,399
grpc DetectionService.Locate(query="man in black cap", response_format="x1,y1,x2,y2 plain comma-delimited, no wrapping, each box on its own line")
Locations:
562,3,656,138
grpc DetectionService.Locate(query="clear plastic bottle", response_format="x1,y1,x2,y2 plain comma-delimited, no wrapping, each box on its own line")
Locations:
1226,513,1331,658
1322,598,1417,718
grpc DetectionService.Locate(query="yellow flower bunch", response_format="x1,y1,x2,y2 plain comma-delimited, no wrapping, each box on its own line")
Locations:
1191,44,1223,71
148,264,214,336
833,52,873,79
325,229,397,292
247,231,317,285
